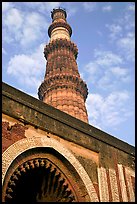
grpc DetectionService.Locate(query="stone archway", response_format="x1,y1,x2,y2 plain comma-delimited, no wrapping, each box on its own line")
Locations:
2,136,99,202
3,153,78,202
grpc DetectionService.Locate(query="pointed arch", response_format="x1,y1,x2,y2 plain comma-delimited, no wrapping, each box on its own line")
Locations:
2,136,99,202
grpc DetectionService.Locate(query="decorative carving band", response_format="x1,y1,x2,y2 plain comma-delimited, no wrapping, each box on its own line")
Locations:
44,38,78,59
48,22,72,37
38,74,88,101
5,158,76,202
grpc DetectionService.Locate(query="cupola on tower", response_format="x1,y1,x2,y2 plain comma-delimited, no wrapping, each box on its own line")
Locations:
38,8,88,123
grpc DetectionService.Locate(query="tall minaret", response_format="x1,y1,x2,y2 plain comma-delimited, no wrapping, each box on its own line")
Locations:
38,8,88,123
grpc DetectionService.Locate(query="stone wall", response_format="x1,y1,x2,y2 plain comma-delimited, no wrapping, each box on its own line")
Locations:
2,82,135,202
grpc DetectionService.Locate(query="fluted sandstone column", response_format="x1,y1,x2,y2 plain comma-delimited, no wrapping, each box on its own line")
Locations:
38,8,88,123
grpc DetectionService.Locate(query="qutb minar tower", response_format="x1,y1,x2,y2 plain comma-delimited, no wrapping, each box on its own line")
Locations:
38,8,88,123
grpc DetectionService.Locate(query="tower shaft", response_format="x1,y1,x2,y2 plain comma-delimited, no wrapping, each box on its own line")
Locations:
38,8,88,123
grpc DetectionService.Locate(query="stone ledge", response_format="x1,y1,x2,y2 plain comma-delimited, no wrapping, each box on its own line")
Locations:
2,82,135,156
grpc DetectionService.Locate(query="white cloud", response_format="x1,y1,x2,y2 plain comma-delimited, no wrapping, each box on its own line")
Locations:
21,12,47,47
2,48,7,55
110,66,128,77
110,66,130,83
4,8,23,30
97,71,112,89
122,8,135,31
2,28,14,43
105,3,135,62
3,7,23,42
102,5,112,12
106,24,122,40
22,2,78,19
127,3,135,11
44,2,61,11
2,2,14,12
65,6,77,18
117,32,135,61
84,49,130,90
85,61,99,75
94,50,123,66
2,4,49,48
86,91,132,129
70,7,78,16
21,2,61,13
83,2,97,12
3,8,24,44
7,43,45,90
2,2,78,48
80,49,124,89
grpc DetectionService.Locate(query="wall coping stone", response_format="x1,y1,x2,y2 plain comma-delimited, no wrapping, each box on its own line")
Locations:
2,82,135,156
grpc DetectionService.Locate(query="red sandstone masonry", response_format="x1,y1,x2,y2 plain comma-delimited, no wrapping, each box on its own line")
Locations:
123,166,130,201
112,151,123,202
38,9,88,123
131,176,135,195
2,121,27,153
93,183,100,201
2,81,135,202
106,169,113,201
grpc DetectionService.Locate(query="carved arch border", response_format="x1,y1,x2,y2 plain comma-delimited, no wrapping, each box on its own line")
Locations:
2,136,99,202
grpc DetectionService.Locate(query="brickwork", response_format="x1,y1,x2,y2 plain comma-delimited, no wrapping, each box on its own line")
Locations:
38,8,88,123
2,82,135,202
97,165,135,202
2,121,27,153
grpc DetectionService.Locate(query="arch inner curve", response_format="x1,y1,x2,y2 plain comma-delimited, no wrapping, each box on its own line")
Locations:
5,156,76,202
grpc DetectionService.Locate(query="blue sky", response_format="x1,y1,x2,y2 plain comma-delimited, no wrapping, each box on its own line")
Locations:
2,2,135,146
